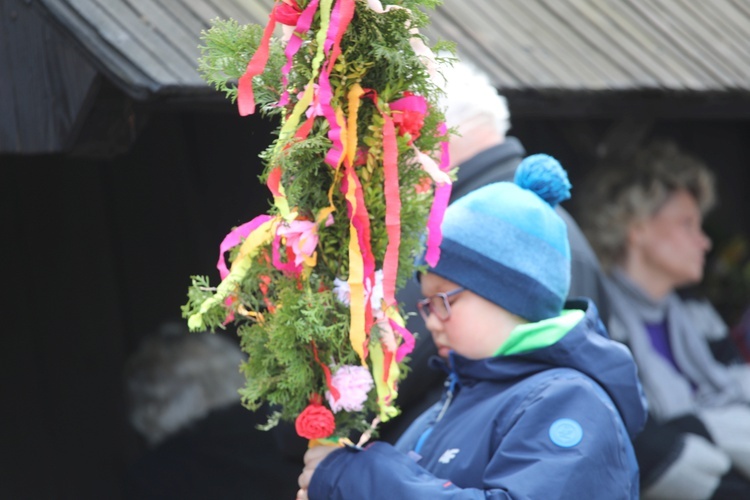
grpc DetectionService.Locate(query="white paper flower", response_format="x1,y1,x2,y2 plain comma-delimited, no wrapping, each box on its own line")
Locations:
332,270,385,312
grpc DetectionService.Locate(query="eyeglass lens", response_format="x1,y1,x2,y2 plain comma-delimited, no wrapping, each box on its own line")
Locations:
418,287,464,322
419,295,449,321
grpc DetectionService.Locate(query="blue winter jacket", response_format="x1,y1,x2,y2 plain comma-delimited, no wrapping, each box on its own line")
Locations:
308,300,647,499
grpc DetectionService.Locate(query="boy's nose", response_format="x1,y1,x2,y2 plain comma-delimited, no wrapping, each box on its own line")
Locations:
424,311,443,334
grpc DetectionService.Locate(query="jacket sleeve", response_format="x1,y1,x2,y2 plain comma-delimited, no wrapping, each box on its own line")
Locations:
482,375,637,499
309,376,638,499
308,442,507,500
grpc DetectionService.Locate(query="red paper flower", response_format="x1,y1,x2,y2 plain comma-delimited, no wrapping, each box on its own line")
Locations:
390,92,428,145
273,0,302,26
392,110,424,144
295,395,336,439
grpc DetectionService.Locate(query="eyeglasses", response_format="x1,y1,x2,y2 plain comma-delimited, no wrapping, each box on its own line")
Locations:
417,287,465,322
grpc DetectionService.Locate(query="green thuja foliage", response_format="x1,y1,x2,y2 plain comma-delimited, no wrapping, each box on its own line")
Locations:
197,19,285,113
185,0,453,438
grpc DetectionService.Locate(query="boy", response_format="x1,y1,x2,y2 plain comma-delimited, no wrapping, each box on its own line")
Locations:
297,155,647,499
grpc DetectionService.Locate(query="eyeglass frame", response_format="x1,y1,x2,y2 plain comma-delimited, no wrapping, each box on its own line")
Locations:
417,287,466,322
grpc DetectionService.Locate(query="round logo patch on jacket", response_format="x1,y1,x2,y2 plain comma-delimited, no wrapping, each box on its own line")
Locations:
548,418,583,447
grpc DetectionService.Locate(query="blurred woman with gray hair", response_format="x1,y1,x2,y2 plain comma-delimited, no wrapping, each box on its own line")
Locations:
579,142,750,500
123,322,300,499
125,323,245,446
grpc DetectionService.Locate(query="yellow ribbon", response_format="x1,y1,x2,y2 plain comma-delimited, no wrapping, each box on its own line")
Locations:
345,168,367,365
369,340,401,423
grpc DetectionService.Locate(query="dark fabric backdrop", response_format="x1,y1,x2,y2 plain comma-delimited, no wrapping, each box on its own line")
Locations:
2,108,748,498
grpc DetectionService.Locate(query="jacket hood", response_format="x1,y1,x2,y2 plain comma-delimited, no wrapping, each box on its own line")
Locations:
441,298,647,439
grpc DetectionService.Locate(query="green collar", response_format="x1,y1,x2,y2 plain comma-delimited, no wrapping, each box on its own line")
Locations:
494,309,585,356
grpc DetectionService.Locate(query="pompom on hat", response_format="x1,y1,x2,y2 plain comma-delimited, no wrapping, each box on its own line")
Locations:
421,154,572,322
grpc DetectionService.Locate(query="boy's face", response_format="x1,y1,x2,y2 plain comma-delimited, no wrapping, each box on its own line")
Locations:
420,272,517,360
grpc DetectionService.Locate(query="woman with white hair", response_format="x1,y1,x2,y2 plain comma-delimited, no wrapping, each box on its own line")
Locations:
579,142,750,500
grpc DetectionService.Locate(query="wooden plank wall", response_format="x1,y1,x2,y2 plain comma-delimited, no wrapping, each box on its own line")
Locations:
427,0,750,93
39,0,276,99
25,0,750,108
0,0,98,153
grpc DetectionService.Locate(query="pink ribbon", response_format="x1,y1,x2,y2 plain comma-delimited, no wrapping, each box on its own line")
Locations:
217,214,273,280
319,0,355,168
391,319,416,362
424,123,452,266
381,111,400,309
279,0,320,106
319,70,344,168
389,94,427,114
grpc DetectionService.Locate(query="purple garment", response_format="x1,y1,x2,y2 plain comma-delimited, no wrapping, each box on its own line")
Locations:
645,321,682,374
646,320,697,390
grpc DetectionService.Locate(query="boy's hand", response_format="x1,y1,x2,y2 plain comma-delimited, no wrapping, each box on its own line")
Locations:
297,445,339,498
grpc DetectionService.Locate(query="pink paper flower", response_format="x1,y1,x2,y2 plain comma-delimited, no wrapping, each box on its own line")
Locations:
277,219,318,267
325,365,374,413
273,0,302,26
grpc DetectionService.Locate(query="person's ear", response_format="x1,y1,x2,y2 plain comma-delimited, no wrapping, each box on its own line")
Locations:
626,219,649,248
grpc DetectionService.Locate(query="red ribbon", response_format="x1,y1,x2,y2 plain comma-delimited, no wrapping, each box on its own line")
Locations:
311,341,340,401
266,166,284,199
237,7,277,115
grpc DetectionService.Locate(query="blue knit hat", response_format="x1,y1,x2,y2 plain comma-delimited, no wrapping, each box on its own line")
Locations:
423,154,572,322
